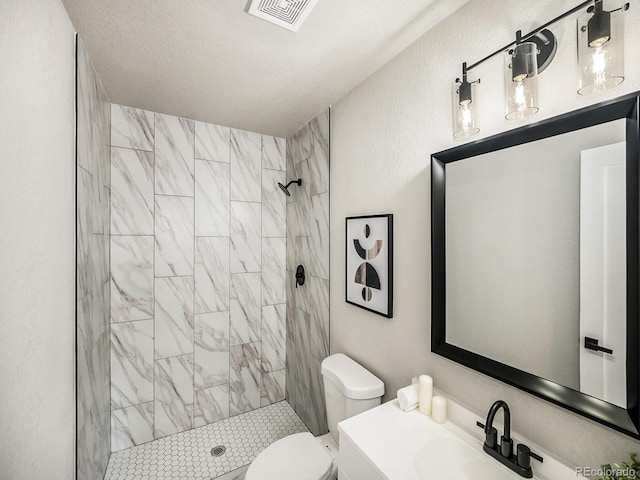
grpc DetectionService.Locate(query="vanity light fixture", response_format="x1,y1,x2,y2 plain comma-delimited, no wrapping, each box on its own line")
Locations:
452,62,480,139
450,0,631,138
505,32,540,121
577,0,629,95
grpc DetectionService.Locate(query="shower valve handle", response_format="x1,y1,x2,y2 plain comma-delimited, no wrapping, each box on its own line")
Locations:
295,265,305,288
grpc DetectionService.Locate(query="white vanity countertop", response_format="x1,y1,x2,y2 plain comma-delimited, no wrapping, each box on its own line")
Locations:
338,396,584,480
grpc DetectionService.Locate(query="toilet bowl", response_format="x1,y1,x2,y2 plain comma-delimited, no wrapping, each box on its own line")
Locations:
245,353,384,480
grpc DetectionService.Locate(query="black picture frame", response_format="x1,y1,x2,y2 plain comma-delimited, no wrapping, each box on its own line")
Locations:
345,214,394,318
431,92,640,438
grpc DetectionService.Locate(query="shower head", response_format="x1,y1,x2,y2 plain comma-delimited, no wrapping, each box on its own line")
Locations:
277,179,302,196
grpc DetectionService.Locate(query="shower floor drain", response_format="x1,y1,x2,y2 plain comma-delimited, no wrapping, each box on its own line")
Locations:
211,445,226,457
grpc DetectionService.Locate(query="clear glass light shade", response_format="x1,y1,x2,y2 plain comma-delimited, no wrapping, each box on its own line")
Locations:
452,80,479,139
504,42,539,121
577,3,625,95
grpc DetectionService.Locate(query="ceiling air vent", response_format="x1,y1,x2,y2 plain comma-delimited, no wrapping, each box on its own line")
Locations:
248,0,320,32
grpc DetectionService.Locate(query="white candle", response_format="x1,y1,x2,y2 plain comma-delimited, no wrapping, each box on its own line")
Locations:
432,395,447,424
418,375,433,415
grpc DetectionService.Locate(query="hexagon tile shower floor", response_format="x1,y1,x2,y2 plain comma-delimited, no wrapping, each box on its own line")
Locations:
104,401,308,480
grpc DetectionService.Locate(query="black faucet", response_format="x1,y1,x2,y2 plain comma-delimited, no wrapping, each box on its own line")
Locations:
476,400,543,478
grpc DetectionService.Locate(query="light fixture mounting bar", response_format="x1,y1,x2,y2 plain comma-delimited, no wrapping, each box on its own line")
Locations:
465,0,593,72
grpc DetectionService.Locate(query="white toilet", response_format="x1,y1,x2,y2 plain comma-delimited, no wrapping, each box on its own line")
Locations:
245,353,384,480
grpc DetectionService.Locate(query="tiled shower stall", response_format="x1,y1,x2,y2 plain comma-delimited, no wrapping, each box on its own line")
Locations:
108,104,288,449
76,34,330,479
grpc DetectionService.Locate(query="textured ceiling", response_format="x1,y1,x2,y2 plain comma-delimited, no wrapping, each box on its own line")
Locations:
61,0,468,137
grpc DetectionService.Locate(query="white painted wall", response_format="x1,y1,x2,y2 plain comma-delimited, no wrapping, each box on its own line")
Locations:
330,0,640,467
0,0,76,478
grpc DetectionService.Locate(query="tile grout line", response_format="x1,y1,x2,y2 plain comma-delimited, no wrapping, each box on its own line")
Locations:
192,123,196,431
152,110,156,442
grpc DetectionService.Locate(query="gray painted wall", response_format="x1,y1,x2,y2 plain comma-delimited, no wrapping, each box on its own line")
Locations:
0,0,76,478
330,0,640,468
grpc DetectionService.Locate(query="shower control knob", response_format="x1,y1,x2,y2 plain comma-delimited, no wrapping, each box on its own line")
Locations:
295,265,305,288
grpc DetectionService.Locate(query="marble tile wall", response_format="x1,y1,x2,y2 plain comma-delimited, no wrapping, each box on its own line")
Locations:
76,38,112,480
285,109,330,435
110,104,287,451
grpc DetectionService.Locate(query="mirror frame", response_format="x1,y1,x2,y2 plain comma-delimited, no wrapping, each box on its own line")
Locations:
431,92,640,438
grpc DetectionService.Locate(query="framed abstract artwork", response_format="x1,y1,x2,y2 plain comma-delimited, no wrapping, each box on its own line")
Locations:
345,214,393,318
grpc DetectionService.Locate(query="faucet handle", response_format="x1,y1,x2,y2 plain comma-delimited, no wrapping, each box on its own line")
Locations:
500,436,513,458
516,444,544,469
475,421,498,448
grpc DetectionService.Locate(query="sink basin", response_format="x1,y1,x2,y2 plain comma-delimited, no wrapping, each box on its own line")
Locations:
414,437,519,480
338,398,581,480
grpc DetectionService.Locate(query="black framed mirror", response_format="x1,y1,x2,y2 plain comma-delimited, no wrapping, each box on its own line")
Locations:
431,92,640,438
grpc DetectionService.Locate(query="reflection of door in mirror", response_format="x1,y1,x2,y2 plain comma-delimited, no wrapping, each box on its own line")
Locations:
580,142,627,409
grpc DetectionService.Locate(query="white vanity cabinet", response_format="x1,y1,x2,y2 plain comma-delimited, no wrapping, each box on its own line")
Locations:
338,432,385,480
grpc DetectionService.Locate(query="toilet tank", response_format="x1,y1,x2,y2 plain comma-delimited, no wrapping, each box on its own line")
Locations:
321,353,384,443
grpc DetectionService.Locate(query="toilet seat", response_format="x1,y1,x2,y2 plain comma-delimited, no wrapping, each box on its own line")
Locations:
245,432,333,480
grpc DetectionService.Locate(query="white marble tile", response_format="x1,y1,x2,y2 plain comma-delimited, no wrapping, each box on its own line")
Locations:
110,147,154,235
261,136,286,171
76,40,97,174
286,206,299,272
95,332,111,418
291,125,311,164
111,402,154,452
78,289,100,359
261,169,286,238
195,160,229,236
261,304,286,372
78,405,109,480
155,195,194,277
111,320,154,409
194,237,230,314
155,354,194,439
194,237,230,315
286,275,296,336
94,179,110,236
155,276,194,359
230,129,261,202
155,113,195,196
306,356,328,435
93,118,111,193
293,237,311,317
309,110,329,196
261,370,285,406
289,308,312,383
293,159,312,237
230,202,261,273
307,275,329,361
262,238,286,306
110,235,154,323
111,104,154,151
195,311,230,390
76,297,94,427
310,192,329,280
230,273,261,346
195,122,230,162
285,138,296,206
194,384,230,427
230,342,261,416
77,167,95,300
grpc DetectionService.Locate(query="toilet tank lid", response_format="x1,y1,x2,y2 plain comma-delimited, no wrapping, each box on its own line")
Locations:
321,354,384,400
